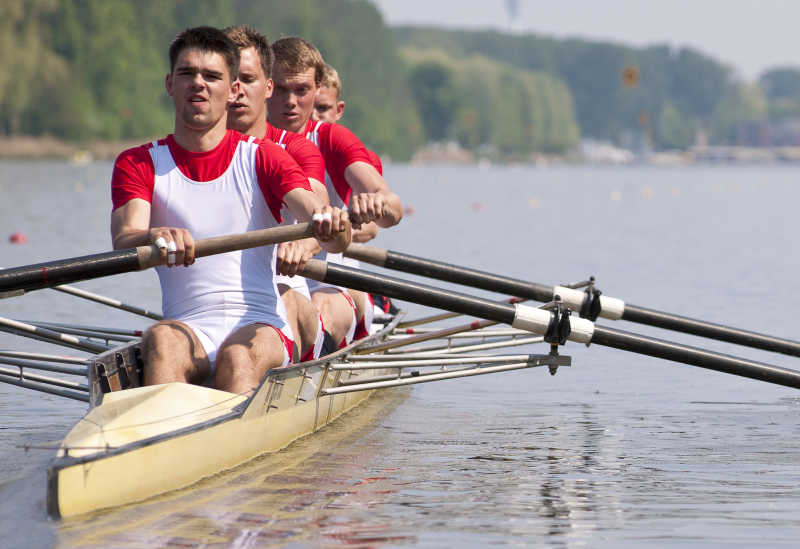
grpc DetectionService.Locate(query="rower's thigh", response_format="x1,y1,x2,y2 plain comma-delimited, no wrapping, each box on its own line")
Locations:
142,320,211,384
217,323,288,376
312,289,354,333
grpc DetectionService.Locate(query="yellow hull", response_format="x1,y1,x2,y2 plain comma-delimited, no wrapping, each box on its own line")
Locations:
48,321,398,518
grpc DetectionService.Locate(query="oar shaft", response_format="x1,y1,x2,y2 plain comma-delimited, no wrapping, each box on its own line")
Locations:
302,260,800,391
620,304,800,357
592,326,800,389
346,244,800,358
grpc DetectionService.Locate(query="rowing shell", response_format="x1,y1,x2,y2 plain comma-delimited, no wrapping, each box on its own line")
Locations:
47,314,404,518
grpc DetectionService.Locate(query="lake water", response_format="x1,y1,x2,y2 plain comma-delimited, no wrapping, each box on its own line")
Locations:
1,161,800,547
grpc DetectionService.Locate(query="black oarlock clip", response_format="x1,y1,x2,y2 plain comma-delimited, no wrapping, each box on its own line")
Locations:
579,286,603,321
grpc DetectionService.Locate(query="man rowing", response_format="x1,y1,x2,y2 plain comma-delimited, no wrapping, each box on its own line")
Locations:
312,62,388,336
223,25,331,362
110,27,351,394
267,37,403,349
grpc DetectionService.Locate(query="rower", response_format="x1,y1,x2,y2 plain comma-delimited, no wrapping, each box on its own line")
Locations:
110,27,351,394
312,62,385,339
267,37,403,349
223,25,330,362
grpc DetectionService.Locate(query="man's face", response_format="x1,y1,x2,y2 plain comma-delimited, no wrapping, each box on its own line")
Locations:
166,48,234,131
313,85,344,123
267,65,317,133
228,47,272,135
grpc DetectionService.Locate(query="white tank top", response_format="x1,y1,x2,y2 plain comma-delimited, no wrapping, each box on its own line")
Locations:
148,138,288,330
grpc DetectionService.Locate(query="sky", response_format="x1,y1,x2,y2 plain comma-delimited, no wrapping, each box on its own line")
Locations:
372,0,800,80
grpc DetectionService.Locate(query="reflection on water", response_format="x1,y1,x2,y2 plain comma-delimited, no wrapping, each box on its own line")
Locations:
2,163,800,547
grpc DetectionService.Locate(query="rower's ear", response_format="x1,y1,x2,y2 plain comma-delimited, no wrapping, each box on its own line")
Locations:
165,73,173,97
336,100,345,121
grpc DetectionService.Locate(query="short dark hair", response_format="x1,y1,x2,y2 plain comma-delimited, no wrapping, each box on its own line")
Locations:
223,25,273,79
271,36,325,85
168,26,240,79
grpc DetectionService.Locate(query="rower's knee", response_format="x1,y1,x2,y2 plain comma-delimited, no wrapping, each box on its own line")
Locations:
142,322,202,385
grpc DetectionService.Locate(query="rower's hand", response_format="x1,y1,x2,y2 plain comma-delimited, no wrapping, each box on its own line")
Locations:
276,240,315,277
148,227,195,268
311,206,350,242
348,192,386,228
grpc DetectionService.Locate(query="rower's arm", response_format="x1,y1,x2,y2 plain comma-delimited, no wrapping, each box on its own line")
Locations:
111,198,152,249
344,161,403,228
283,188,351,254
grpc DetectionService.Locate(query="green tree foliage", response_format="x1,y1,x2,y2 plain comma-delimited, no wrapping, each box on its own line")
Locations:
0,0,422,159
710,83,767,144
408,60,459,141
758,67,800,121
404,48,579,155
394,26,741,150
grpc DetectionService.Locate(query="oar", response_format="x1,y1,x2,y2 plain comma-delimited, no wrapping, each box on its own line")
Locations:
301,259,800,390
345,244,800,358
0,223,315,295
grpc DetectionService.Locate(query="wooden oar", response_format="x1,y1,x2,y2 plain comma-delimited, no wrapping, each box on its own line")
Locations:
345,244,800,358
301,259,800,390
0,223,315,295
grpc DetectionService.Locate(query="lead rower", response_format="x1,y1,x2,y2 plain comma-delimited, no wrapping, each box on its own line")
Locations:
267,36,403,349
110,27,351,394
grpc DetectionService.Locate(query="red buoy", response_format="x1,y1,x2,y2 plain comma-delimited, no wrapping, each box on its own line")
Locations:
9,232,28,244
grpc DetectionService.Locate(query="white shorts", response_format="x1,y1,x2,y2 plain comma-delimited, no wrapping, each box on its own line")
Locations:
182,316,293,373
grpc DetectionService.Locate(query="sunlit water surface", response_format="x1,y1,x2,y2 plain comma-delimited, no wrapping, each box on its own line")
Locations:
1,161,800,547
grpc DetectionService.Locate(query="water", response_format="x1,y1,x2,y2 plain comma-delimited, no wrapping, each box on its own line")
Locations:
1,161,800,547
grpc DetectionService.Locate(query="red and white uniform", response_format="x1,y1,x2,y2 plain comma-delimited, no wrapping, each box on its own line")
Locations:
300,120,374,345
111,130,310,367
266,122,324,301
344,148,383,339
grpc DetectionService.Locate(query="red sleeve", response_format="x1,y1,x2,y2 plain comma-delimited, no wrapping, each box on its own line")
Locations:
322,123,372,168
111,144,155,210
255,140,313,222
285,136,325,182
368,150,383,175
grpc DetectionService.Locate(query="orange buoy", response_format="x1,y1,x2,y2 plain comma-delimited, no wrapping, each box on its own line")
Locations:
9,232,28,244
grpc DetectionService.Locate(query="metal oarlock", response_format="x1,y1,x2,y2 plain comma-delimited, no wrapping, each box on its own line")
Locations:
539,296,573,375
560,275,603,321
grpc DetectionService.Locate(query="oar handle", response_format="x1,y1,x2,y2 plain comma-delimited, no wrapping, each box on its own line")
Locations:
135,222,316,269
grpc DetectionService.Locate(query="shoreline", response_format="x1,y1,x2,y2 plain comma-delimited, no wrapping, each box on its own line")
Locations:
3,135,800,166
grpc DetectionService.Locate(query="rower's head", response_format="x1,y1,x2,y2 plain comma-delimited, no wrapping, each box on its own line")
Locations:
313,63,346,124
223,25,273,137
267,37,325,133
166,27,240,132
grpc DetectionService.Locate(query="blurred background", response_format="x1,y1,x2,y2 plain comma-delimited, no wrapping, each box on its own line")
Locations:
4,0,800,165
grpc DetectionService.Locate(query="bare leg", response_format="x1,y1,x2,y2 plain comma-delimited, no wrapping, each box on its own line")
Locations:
312,288,355,346
141,320,211,385
279,284,322,361
215,324,289,394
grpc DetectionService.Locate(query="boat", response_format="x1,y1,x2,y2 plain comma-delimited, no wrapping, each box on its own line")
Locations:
46,313,402,518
